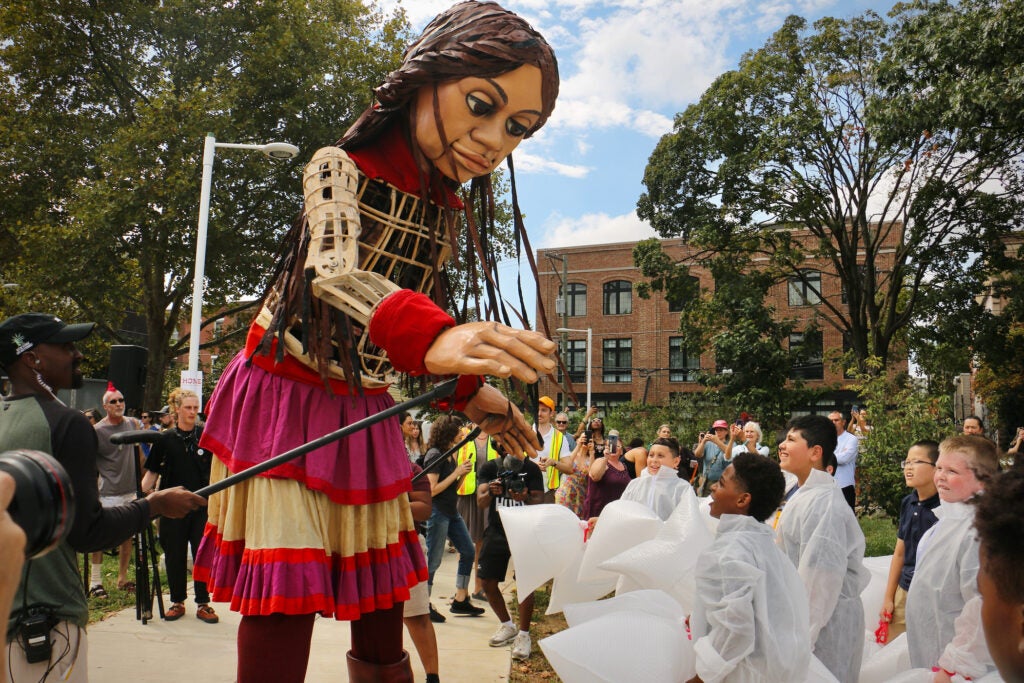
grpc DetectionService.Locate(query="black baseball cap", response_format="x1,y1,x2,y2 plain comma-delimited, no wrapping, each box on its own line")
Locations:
0,313,96,368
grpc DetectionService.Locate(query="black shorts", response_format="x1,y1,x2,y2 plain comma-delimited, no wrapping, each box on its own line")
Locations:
477,525,511,581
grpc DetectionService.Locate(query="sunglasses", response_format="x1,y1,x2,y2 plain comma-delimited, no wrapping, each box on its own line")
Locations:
555,420,568,425
107,398,125,404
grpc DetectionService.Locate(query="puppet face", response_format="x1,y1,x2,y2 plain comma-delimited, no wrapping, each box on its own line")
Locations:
934,449,983,503
413,64,543,183
646,444,680,476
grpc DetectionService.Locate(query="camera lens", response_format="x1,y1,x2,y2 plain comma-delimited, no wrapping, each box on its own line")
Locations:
0,450,76,558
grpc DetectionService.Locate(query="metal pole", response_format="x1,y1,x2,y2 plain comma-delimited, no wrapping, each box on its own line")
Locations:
586,327,592,410
195,378,459,498
188,133,216,376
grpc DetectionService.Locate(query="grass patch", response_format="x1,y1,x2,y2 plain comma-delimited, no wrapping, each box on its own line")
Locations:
508,582,565,683
860,513,897,557
85,530,165,624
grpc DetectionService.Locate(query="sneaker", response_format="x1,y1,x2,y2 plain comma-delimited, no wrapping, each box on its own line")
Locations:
165,603,185,621
428,603,446,623
196,604,219,624
449,597,485,616
510,632,532,661
488,623,517,647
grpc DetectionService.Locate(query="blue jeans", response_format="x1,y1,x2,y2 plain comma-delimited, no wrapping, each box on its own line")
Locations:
424,506,475,594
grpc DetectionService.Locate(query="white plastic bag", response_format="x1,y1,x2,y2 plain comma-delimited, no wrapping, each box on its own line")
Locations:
498,503,586,598
541,609,694,683
599,492,714,612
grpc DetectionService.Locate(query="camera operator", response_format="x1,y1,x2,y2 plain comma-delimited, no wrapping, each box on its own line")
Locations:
0,472,26,675
0,313,205,682
475,444,543,662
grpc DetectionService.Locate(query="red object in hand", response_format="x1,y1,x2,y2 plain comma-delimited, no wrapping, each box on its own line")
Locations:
874,613,891,644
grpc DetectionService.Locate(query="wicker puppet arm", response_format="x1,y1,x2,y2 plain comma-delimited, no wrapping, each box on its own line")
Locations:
303,146,401,324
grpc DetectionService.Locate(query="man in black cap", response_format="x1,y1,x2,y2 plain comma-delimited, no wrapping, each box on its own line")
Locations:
0,312,205,682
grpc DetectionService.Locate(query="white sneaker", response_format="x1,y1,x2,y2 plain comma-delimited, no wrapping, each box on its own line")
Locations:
489,623,518,647
510,632,532,660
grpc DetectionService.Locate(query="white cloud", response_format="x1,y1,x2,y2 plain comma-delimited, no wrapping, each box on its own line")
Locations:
537,210,658,249
514,150,591,178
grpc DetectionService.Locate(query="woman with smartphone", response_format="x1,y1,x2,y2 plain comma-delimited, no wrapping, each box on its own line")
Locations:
582,428,628,518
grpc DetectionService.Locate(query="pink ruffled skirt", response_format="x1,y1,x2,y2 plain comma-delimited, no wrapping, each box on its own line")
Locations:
192,353,427,619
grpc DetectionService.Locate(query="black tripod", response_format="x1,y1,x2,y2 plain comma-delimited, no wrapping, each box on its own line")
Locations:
132,442,165,624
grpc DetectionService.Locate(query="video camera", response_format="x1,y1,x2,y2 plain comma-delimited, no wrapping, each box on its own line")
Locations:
0,449,76,558
494,444,528,496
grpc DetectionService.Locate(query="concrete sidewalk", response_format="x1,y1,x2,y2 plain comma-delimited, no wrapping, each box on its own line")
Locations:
88,549,515,682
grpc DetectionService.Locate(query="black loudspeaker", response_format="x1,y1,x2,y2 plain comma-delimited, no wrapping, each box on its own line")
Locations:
108,345,148,411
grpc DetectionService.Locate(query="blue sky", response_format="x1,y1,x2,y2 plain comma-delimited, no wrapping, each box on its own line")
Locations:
376,0,897,320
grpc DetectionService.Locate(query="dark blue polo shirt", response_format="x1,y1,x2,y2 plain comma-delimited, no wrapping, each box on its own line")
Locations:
897,489,940,590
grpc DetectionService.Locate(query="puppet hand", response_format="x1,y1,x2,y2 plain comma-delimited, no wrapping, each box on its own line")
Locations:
424,322,555,382
463,384,541,458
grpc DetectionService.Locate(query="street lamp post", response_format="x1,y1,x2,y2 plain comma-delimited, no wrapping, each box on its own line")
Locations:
186,133,300,402
556,326,592,412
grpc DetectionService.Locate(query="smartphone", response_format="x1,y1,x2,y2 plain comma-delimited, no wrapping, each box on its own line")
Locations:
584,428,593,441
608,435,618,450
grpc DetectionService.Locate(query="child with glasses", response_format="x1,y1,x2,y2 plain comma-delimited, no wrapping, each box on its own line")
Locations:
878,439,940,641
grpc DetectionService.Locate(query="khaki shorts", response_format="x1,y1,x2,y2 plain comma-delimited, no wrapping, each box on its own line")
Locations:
403,535,429,618
888,585,908,640
6,620,87,683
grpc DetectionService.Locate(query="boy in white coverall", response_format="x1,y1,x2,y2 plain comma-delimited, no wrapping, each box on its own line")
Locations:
776,414,868,683
686,452,812,683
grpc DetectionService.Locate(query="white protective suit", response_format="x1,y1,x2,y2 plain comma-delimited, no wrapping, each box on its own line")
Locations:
691,514,812,683
905,500,994,679
776,468,868,683
621,466,694,520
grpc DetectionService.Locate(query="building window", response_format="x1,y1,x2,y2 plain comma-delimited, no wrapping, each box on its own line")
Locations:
603,280,632,315
666,275,699,312
602,338,632,383
788,270,822,307
668,337,700,382
841,265,868,305
790,331,824,380
560,282,587,317
559,339,587,384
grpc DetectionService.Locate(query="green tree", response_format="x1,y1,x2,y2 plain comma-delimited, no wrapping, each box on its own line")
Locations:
852,359,954,519
0,0,408,405
636,9,1023,374
634,240,828,425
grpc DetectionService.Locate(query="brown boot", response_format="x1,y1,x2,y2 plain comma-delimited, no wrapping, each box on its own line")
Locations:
346,651,413,683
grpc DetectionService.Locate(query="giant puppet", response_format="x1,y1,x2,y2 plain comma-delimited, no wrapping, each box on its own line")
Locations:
191,3,560,681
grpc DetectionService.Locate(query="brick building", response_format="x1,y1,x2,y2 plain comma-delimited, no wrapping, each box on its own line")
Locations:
536,233,900,414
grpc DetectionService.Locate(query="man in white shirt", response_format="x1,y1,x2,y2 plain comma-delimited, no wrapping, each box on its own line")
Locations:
830,410,860,511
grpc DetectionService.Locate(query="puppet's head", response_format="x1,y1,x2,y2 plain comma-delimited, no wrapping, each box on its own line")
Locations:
342,0,559,182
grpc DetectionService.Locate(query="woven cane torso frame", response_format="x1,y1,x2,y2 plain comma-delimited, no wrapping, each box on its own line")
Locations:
263,171,454,389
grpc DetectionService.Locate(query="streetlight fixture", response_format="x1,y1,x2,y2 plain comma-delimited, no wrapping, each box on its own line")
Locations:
186,133,300,402
556,326,592,412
